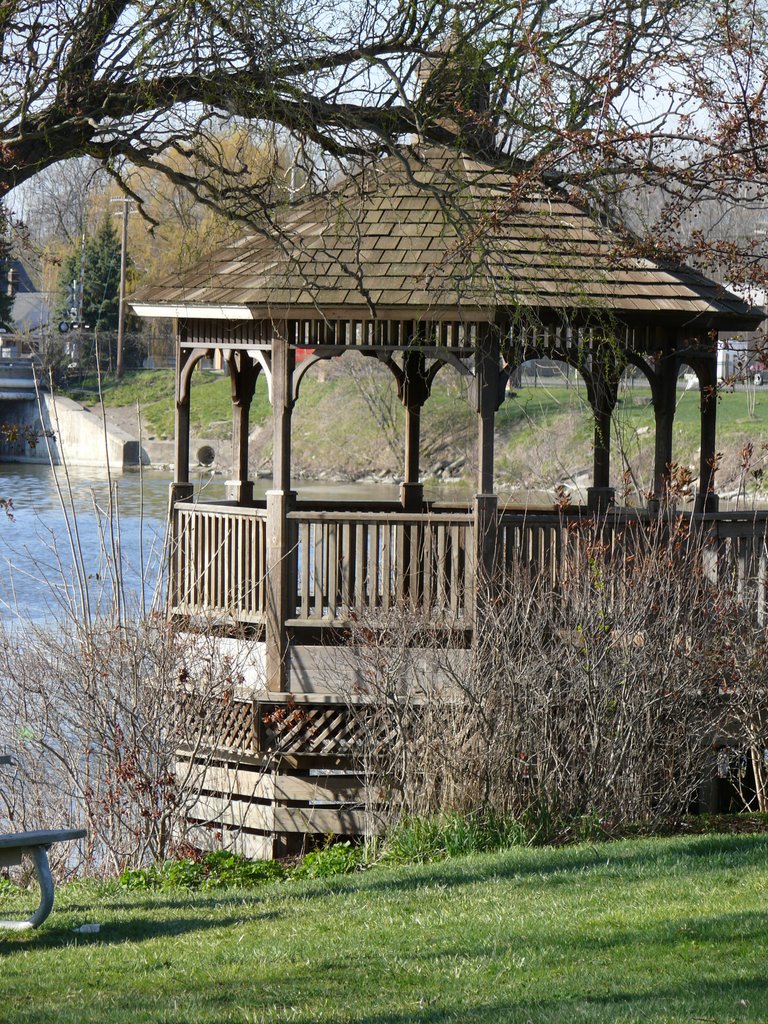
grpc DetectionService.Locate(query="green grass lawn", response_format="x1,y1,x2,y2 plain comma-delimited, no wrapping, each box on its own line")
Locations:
3,835,768,1023
65,369,271,440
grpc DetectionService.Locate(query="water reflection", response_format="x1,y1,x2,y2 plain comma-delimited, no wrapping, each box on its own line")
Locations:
0,464,176,623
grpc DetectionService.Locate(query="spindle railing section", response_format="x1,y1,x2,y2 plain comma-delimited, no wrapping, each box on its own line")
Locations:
287,510,474,624
497,509,768,623
170,501,768,628
172,502,268,622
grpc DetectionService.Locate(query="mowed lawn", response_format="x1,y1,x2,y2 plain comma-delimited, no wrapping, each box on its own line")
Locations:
2,835,768,1024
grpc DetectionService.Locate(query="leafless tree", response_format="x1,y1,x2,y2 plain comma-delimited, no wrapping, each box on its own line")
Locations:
3,0,768,282
0,449,266,876
0,614,260,875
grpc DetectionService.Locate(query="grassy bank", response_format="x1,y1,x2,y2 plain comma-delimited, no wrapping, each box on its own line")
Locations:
2,834,768,1023
66,369,271,440
65,368,768,496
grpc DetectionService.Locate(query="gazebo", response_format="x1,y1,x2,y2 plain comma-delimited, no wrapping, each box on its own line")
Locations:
132,142,766,856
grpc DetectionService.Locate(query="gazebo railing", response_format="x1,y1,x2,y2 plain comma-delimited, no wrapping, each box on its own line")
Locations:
498,508,768,622
171,502,268,622
287,509,474,624
170,500,768,628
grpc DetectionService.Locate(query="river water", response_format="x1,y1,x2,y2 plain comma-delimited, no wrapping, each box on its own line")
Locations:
0,464,172,622
0,464,413,623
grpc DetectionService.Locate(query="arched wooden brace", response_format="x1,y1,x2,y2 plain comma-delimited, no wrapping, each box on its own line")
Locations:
224,349,261,504
174,344,214,497
626,337,680,508
375,349,460,511
292,347,346,403
684,342,720,512
506,336,620,509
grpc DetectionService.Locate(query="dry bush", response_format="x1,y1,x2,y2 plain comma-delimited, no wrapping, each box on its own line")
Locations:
0,613,256,876
347,517,766,832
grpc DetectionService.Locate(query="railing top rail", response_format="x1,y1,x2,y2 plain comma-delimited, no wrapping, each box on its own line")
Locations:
499,508,768,524
174,500,268,517
293,499,403,513
287,510,474,524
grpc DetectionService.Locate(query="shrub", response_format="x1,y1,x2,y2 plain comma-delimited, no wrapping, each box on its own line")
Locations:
119,851,286,890
292,841,365,879
346,516,763,832
382,812,528,865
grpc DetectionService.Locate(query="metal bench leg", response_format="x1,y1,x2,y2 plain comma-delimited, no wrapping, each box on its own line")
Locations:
0,847,55,931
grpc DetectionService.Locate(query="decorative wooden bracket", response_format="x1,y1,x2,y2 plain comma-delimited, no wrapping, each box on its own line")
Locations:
467,361,510,412
250,349,273,403
224,349,261,409
291,346,345,403
374,350,471,411
178,347,214,404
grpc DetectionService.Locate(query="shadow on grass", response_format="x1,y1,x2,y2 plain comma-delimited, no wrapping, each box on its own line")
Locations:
238,970,768,1024
0,908,282,954
62,891,272,914
278,832,768,903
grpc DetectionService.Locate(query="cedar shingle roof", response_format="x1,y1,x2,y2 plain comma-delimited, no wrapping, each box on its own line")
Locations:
132,147,764,330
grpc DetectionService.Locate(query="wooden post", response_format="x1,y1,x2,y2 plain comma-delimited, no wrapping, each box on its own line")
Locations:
265,327,296,692
400,351,425,512
651,357,678,506
225,351,259,505
695,351,719,513
585,356,619,512
171,329,194,505
646,328,681,508
475,330,497,494
473,327,499,583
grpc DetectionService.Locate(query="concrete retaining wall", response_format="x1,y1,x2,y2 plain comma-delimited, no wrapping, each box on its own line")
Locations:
0,393,143,469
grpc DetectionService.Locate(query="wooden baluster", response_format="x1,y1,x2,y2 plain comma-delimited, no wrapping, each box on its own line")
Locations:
355,521,365,612
423,521,433,615
395,521,406,607
327,520,338,619
370,523,380,610
342,521,352,614
382,521,392,611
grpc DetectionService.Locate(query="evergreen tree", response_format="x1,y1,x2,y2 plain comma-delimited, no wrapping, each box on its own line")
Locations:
58,215,124,330
57,214,144,372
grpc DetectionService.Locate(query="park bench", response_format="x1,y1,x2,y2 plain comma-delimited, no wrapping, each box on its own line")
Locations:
0,756,86,930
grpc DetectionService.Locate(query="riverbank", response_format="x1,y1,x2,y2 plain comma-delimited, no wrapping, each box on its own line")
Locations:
67,366,768,504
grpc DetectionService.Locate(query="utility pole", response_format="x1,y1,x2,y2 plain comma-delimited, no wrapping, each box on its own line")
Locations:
111,196,132,380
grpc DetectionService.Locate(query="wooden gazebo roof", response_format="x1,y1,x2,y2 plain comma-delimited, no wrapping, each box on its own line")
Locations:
133,146,764,332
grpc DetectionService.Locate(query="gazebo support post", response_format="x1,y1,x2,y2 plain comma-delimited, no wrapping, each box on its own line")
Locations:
400,403,423,512
651,370,678,506
474,328,499,586
648,335,680,509
225,351,259,505
586,359,619,512
266,327,296,692
172,332,194,505
694,350,720,513
399,350,427,512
